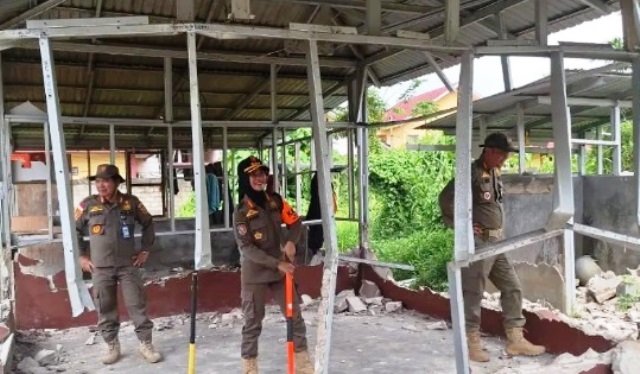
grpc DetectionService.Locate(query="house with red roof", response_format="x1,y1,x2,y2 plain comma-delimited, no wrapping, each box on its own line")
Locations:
378,85,478,149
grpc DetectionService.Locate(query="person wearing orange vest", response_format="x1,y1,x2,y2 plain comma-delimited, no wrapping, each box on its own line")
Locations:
233,156,313,374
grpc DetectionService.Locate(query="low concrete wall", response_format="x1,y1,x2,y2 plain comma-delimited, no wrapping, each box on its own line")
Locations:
145,219,239,271
582,176,640,274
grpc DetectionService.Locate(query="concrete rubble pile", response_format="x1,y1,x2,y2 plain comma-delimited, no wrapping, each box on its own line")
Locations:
13,330,64,374
480,268,640,343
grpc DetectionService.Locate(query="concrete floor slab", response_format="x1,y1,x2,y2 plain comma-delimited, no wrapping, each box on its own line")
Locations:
13,305,558,374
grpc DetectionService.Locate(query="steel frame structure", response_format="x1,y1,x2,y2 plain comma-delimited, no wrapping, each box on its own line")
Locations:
0,5,639,372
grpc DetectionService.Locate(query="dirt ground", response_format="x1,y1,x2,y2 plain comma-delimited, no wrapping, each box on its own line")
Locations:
12,303,560,374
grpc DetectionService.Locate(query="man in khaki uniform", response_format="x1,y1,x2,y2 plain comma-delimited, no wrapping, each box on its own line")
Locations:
75,164,162,365
439,133,545,362
233,156,313,374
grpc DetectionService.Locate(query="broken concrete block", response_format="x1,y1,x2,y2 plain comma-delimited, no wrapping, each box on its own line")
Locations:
221,313,234,323
85,334,96,346
424,321,448,330
17,357,40,371
35,349,57,365
346,297,367,313
602,271,617,279
334,297,349,313
401,324,421,332
359,280,381,299
336,289,355,299
385,301,402,313
363,297,383,306
587,276,621,304
301,294,314,307
612,340,640,374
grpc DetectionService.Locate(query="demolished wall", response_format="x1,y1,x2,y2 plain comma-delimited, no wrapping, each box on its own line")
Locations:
582,176,640,273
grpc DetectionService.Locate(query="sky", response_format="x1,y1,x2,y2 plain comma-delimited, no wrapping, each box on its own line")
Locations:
377,11,625,107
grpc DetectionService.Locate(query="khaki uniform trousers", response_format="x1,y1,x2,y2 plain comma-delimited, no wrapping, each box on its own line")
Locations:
92,266,154,343
241,280,308,358
462,233,526,332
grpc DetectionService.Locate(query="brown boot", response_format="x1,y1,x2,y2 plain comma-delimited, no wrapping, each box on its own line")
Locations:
139,340,162,363
102,339,121,365
467,331,490,362
242,357,259,374
505,327,545,356
295,350,314,374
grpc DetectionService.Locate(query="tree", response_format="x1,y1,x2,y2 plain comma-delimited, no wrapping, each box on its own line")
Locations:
411,101,438,118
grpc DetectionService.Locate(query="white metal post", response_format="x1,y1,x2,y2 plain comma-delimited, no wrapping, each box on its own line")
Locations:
271,128,279,193
44,122,53,239
0,53,11,256
454,51,475,260
281,128,287,197
451,50,474,374
536,0,548,46
294,142,301,211
578,141,586,176
223,127,230,228
165,57,175,231
307,39,340,374
39,36,94,316
448,263,470,374
596,126,603,175
612,105,622,175
546,51,574,231
563,222,576,313
168,125,175,231
347,128,355,219
109,124,115,164
516,103,526,174
633,57,640,229
186,31,212,270
359,126,370,249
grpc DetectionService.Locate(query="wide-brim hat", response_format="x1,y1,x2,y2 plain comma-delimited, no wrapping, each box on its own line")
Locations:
89,164,125,183
480,132,518,153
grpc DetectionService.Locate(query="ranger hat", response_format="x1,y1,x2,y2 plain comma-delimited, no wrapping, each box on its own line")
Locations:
243,156,270,174
480,132,517,152
89,164,125,183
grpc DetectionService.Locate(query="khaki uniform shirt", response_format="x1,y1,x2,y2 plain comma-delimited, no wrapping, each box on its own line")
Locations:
75,192,155,267
439,159,504,230
233,193,302,285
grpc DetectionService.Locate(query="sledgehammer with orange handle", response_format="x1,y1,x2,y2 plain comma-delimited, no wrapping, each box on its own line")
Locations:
285,270,295,374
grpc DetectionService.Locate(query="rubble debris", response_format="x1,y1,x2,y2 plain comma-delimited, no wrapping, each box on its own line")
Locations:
301,294,314,307
363,297,383,306
34,348,56,365
359,280,381,299
17,356,49,374
587,275,621,304
385,301,402,313
611,340,640,374
334,289,355,313
401,324,421,332
575,255,603,286
346,296,367,313
425,321,449,331
85,333,96,346
154,321,173,331
616,277,640,298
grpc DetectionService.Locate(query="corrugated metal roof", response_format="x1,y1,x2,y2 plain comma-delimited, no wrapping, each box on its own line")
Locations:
0,0,624,149
422,64,630,143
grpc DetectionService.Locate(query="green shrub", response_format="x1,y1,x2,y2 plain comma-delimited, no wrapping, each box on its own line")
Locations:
372,229,453,291
335,221,359,252
178,192,196,218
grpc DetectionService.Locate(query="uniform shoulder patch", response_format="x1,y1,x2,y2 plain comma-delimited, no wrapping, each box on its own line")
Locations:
245,209,259,219
236,222,248,236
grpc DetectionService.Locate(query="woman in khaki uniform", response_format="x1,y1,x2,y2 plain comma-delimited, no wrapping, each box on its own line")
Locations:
233,156,313,374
